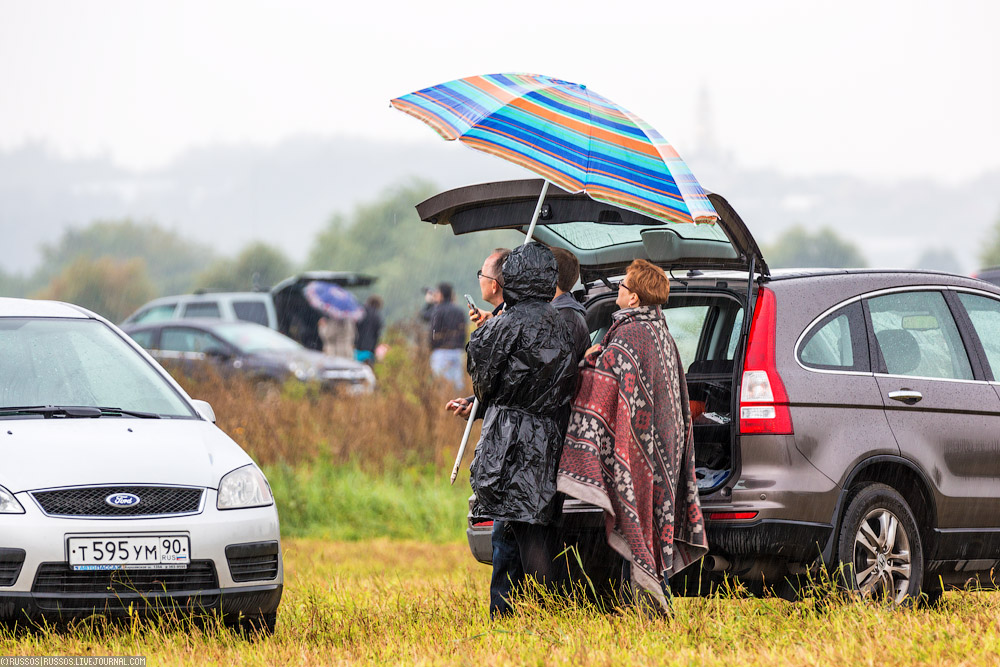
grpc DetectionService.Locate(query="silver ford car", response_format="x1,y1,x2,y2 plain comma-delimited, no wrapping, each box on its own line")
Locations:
0,298,282,632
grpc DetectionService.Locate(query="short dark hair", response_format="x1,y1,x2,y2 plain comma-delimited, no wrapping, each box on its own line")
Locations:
488,248,511,286
550,247,580,292
366,295,383,309
438,283,454,301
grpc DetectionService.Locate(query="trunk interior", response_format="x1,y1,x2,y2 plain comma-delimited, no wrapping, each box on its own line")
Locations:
583,283,746,493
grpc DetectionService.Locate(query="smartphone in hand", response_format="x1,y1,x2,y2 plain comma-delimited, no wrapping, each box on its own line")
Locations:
464,294,480,321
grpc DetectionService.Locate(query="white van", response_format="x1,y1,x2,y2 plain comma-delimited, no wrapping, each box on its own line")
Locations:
120,272,376,351
122,292,277,328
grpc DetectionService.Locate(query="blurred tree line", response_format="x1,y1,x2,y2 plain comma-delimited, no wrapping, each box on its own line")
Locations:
0,180,520,323
3,182,995,323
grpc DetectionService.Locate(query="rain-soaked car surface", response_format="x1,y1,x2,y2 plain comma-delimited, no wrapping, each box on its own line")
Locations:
122,319,375,394
0,298,282,631
419,179,1000,603
120,271,376,353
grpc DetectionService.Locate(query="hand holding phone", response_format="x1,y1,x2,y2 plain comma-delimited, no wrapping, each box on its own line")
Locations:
464,294,481,322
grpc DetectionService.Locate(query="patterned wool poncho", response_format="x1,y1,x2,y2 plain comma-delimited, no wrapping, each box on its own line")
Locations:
557,305,708,610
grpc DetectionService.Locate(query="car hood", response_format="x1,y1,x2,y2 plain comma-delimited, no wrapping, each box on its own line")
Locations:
416,178,769,282
0,418,254,493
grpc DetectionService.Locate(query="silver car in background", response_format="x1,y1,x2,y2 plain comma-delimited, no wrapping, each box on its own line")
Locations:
0,298,282,632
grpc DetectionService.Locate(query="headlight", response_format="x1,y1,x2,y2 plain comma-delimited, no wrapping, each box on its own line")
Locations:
0,486,24,514
217,465,273,510
288,360,317,381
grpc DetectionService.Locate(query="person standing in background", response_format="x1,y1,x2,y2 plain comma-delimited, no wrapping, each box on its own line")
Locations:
354,295,384,365
428,282,468,391
318,315,355,359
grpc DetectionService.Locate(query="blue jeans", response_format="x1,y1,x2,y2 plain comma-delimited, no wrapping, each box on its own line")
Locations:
429,348,465,391
490,520,523,619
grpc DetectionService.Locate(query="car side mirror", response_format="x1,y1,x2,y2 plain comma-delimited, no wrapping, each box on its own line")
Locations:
191,399,217,423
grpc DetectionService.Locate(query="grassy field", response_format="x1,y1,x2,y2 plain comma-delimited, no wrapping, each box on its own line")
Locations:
6,357,999,664
3,538,1000,665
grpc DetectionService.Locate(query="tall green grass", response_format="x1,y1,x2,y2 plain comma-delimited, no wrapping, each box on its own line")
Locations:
265,460,471,542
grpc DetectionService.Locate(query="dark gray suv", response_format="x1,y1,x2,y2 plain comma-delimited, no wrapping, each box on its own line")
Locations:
419,179,1000,603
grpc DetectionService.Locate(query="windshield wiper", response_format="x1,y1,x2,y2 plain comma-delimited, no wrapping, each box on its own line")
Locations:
0,405,102,418
94,406,161,419
0,405,161,419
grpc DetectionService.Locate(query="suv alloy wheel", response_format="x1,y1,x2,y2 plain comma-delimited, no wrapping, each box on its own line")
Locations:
836,483,924,604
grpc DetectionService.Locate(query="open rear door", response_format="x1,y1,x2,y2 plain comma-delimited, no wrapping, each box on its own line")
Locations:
416,179,768,282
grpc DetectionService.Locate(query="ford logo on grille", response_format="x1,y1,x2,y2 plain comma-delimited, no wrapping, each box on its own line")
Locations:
105,493,141,507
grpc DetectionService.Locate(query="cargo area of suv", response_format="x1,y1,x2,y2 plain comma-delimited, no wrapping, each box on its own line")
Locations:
585,285,745,492
419,178,1000,604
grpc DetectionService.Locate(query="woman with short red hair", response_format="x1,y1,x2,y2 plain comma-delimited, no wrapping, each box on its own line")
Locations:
557,259,707,612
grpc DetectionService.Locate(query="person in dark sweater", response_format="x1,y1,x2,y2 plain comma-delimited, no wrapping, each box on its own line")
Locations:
429,282,468,391
354,295,383,365
549,247,589,362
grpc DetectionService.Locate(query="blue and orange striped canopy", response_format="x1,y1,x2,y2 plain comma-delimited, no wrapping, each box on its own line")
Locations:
390,73,718,225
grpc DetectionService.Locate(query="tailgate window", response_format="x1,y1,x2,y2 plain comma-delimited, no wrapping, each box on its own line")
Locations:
234,300,269,326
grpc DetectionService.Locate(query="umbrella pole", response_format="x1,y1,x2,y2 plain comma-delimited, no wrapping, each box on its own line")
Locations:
449,181,551,485
450,397,480,484
522,180,550,245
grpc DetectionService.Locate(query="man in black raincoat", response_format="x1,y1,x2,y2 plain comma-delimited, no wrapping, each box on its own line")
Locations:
467,242,579,602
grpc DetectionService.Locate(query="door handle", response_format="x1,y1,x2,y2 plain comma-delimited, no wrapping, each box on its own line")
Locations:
888,390,922,405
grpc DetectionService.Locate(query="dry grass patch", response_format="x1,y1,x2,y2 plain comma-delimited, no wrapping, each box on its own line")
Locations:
5,539,1000,665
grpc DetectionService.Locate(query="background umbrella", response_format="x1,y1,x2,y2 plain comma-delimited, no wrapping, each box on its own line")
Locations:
390,72,718,226
303,281,364,321
391,72,718,482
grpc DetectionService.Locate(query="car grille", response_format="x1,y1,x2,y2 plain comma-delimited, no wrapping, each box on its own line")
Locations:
226,541,280,582
31,486,204,517
0,549,25,587
32,560,218,595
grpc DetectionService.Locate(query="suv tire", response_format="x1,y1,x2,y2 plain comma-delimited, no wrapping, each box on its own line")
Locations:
836,483,923,604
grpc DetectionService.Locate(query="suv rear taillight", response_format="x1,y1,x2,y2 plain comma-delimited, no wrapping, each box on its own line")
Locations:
739,287,793,435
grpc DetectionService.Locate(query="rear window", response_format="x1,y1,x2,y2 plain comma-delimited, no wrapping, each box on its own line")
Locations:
233,300,269,326
798,301,869,372
182,302,221,319
544,220,729,250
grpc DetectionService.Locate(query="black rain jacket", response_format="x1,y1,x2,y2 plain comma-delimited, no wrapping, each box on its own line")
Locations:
467,242,579,525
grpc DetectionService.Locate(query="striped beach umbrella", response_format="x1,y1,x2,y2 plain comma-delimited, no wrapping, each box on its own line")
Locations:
390,73,718,225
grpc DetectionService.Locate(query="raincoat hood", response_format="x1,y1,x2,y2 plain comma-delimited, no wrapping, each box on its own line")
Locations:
501,242,557,307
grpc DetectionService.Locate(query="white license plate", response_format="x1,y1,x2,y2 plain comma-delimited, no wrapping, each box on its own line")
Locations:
68,535,190,570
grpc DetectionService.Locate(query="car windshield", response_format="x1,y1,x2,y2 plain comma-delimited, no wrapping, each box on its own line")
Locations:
212,323,302,353
543,220,731,250
0,318,195,418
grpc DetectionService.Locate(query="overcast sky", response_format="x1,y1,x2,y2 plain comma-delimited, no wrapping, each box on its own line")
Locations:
1,0,998,184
